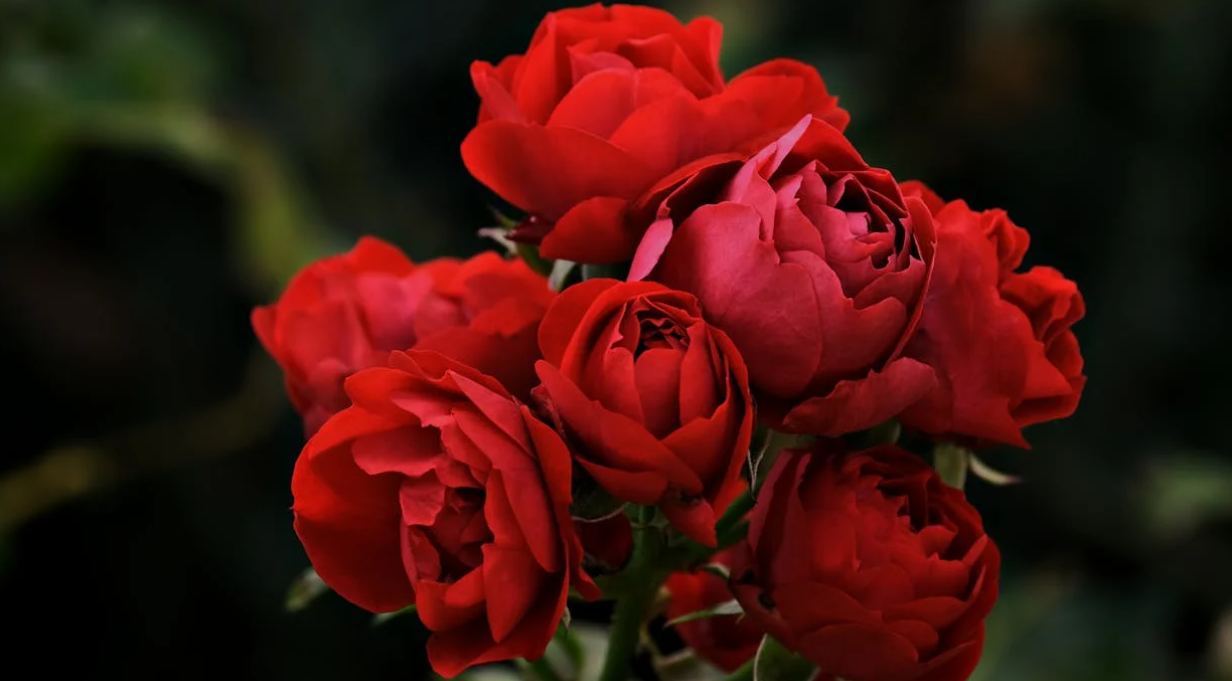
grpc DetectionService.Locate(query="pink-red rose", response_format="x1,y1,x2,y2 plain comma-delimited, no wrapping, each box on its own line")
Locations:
533,278,754,546
630,116,938,437
731,441,1000,681
898,182,1086,447
461,3,849,265
291,351,598,676
252,238,553,434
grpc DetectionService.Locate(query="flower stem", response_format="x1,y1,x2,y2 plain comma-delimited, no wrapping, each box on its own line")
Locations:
597,506,663,681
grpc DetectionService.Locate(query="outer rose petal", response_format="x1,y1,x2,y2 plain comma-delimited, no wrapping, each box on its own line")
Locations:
727,58,850,132
776,358,936,436
898,184,1085,448
461,121,651,222
291,407,414,614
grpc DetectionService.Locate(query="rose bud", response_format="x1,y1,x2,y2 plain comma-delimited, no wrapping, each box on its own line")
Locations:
461,4,848,264
665,547,763,672
630,116,937,437
252,237,553,434
291,350,599,677
533,279,754,546
898,182,1086,448
731,441,1000,681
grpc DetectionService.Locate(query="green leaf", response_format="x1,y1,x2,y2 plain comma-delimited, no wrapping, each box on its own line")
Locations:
517,242,554,277
517,657,566,681
554,619,584,671
489,207,521,231
564,623,611,681
862,419,901,447
752,636,816,681
750,431,812,494
285,567,329,612
699,562,731,581
571,470,627,523
478,227,519,256
932,443,970,489
580,263,629,281
549,260,578,292
371,604,417,627
968,453,1021,486
654,650,728,681
449,665,525,681
665,598,743,626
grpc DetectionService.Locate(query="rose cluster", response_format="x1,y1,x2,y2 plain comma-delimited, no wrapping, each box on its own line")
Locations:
254,5,1085,681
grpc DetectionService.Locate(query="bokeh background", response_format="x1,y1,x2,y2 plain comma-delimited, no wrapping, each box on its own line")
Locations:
3,0,1231,679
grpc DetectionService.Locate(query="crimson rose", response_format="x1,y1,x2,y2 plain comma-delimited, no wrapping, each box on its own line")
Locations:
665,547,763,672
630,116,937,437
461,3,849,264
252,238,552,434
533,279,753,546
898,183,1086,447
731,441,1000,681
291,351,598,676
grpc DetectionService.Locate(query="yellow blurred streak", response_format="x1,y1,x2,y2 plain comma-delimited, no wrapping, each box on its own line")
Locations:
67,102,340,292
0,350,286,535
0,99,343,533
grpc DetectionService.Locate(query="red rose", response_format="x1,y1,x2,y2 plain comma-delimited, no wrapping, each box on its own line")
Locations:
731,442,1000,681
291,350,599,677
665,547,763,672
898,183,1086,447
533,279,754,546
630,116,937,437
252,237,553,434
461,4,849,264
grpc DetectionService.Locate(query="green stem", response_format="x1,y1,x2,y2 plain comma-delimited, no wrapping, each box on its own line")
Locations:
597,507,663,681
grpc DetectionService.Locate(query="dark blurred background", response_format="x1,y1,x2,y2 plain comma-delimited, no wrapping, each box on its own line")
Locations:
2,0,1231,678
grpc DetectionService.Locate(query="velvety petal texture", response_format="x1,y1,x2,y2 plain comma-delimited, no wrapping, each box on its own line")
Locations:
291,351,599,677
252,238,554,434
897,182,1086,447
461,3,849,264
665,546,764,672
533,279,753,546
632,117,938,437
730,442,1000,681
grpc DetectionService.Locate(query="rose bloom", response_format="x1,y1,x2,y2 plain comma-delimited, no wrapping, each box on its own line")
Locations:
898,182,1086,447
665,547,763,672
461,3,849,264
731,442,999,681
291,351,598,676
533,279,753,546
630,116,937,437
252,237,553,434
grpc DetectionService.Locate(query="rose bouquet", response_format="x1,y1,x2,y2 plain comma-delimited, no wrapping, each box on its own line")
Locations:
254,5,1085,681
